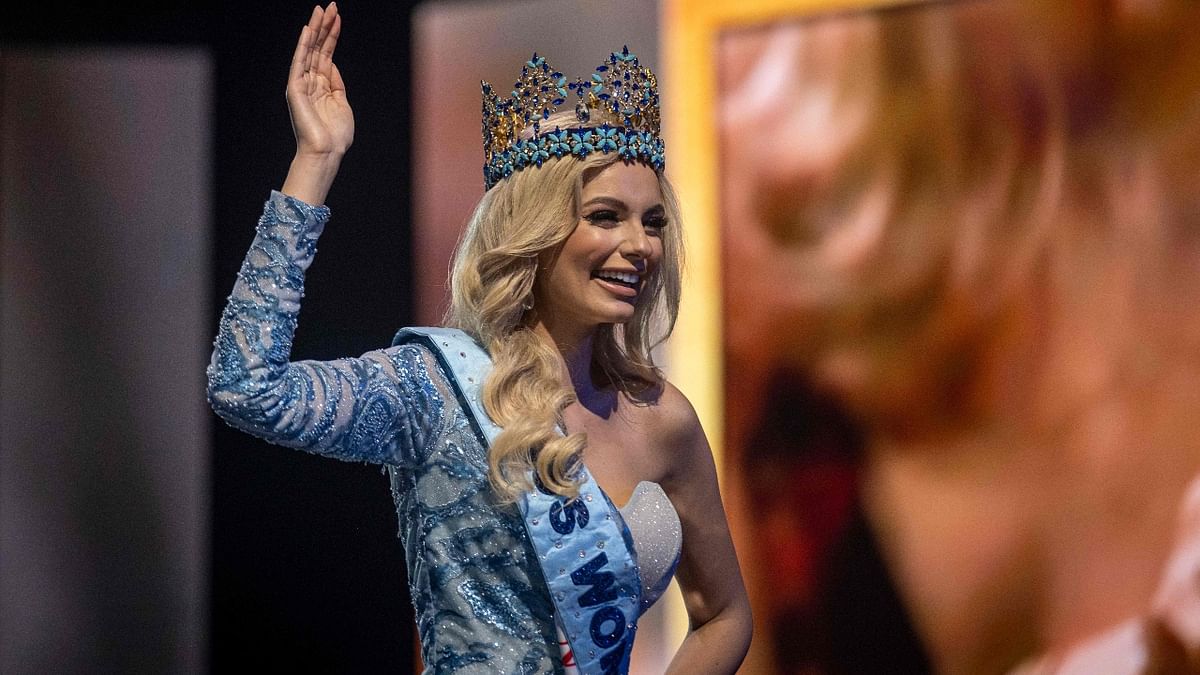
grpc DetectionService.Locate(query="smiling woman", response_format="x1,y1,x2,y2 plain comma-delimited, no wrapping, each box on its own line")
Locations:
536,163,667,341
205,4,750,674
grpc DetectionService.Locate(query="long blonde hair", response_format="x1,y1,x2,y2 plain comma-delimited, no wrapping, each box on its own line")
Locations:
446,151,684,501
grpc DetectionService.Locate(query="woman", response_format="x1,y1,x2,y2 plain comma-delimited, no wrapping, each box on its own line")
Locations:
206,4,752,673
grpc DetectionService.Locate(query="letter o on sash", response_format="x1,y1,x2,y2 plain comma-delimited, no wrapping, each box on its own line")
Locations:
589,606,626,648
549,500,576,534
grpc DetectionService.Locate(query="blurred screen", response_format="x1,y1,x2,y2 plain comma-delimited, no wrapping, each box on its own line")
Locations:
716,1,1200,671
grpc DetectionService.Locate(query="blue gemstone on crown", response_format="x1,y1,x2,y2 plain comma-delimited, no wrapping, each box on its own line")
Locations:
480,49,664,190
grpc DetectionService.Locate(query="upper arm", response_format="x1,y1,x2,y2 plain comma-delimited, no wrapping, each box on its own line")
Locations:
658,383,752,632
205,191,444,467
208,339,445,467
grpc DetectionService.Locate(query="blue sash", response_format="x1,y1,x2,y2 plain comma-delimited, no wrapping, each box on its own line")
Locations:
393,327,641,674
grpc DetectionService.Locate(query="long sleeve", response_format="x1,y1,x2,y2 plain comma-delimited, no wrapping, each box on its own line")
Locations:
206,190,439,466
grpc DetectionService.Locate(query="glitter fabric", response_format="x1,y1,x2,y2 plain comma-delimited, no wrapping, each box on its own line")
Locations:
208,192,561,673
207,191,683,673
618,482,682,614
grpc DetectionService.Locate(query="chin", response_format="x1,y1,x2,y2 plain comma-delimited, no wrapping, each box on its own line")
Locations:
612,305,640,324
593,300,638,325
597,314,635,327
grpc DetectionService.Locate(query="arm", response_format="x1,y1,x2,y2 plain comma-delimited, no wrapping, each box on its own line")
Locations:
207,5,438,465
206,191,436,465
660,384,754,674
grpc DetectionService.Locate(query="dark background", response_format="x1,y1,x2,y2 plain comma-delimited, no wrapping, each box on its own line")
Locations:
6,2,422,671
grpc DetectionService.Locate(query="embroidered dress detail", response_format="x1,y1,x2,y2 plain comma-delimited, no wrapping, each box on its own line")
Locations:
394,327,642,675
209,193,564,673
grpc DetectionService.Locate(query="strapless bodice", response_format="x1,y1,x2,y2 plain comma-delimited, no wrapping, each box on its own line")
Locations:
618,481,682,613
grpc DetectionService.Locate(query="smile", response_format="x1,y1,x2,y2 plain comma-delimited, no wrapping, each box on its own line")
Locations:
591,270,641,297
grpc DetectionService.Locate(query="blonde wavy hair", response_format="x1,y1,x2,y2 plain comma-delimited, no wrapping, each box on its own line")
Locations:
446,149,683,502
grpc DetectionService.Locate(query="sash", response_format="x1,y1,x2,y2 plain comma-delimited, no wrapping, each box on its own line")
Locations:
392,327,641,675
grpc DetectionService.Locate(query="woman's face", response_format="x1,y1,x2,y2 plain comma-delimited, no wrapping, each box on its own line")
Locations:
534,161,666,335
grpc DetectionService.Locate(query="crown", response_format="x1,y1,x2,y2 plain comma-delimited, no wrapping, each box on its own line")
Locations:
481,47,665,190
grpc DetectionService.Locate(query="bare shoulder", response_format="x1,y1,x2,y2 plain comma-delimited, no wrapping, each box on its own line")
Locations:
656,380,702,436
632,380,709,468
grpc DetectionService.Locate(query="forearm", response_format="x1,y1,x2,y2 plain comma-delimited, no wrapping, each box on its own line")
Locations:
206,190,430,465
280,151,343,206
665,604,753,675
206,191,328,441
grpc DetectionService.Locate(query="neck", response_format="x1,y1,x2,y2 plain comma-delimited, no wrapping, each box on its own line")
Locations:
530,315,598,394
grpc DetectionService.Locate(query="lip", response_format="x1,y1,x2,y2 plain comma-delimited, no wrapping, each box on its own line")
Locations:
593,276,639,299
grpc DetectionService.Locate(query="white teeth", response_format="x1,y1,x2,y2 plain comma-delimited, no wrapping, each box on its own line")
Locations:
595,271,639,284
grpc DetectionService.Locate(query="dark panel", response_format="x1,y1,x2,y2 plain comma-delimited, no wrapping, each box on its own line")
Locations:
211,2,417,671
0,49,211,674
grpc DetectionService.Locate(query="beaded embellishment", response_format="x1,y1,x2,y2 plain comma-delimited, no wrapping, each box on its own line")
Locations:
481,47,665,189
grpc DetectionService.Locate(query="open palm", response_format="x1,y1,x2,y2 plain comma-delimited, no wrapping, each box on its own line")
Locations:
287,3,353,157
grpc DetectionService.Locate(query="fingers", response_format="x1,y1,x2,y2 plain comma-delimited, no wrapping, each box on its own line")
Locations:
313,3,339,82
316,2,338,48
288,25,310,88
304,5,325,89
306,4,324,40
289,6,321,91
321,11,341,61
330,62,346,94
309,4,332,79
318,14,341,83
289,4,340,99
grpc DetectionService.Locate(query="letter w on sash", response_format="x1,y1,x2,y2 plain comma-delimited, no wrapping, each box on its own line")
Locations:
571,553,618,607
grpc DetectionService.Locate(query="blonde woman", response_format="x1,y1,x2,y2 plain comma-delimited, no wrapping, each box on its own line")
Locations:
206,4,751,673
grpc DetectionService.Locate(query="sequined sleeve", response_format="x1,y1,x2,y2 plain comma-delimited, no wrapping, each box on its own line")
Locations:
206,190,441,466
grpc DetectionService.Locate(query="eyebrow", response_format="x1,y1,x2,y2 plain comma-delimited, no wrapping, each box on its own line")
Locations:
581,196,665,213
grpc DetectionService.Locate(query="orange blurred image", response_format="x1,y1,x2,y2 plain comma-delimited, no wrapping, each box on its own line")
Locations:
714,1,1200,672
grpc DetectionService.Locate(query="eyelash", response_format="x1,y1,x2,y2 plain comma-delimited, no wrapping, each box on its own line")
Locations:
585,210,619,224
584,210,669,231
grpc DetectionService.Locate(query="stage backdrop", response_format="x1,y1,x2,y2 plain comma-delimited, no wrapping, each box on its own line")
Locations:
0,48,210,674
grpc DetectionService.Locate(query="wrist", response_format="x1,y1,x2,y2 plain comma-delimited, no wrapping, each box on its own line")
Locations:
291,149,344,173
292,147,345,164
281,152,343,206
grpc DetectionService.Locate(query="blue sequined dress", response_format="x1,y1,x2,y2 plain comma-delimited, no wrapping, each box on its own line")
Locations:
207,192,680,674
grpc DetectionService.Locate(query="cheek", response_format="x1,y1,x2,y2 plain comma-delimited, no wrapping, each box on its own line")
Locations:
647,239,666,272
562,230,608,264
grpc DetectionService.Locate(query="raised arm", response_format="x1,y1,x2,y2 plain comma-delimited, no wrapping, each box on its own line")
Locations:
207,5,439,466
280,3,352,206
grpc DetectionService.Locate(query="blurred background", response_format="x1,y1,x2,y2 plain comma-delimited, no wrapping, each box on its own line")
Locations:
4,0,1200,673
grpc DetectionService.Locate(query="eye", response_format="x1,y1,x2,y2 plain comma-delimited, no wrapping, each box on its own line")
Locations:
643,214,668,234
584,210,620,226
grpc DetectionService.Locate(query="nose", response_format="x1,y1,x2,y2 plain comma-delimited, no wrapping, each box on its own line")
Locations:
621,222,653,261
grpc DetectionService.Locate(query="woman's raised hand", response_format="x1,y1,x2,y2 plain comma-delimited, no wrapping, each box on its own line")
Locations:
288,3,352,156
281,3,352,205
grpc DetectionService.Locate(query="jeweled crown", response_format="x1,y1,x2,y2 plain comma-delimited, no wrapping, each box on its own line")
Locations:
481,47,665,190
